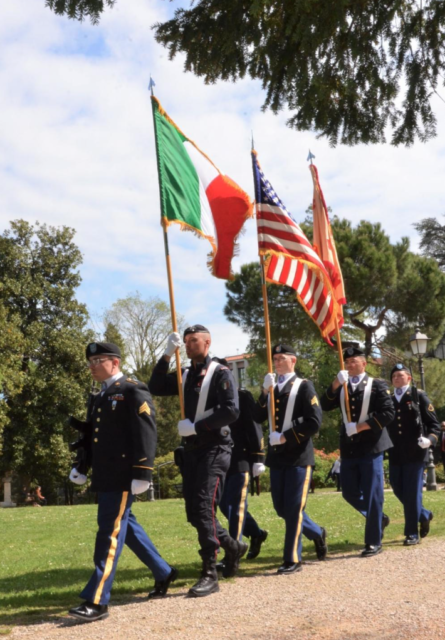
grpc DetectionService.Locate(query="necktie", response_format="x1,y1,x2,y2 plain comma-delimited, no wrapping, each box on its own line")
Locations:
101,382,107,396
395,388,403,396
351,376,360,384
278,375,285,384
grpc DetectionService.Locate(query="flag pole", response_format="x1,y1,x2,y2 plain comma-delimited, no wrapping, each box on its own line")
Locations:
150,79,185,419
334,319,351,423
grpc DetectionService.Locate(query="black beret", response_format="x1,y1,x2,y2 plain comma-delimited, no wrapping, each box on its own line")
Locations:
343,346,365,359
390,363,410,378
272,344,297,357
183,324,210,340
86,342,121,359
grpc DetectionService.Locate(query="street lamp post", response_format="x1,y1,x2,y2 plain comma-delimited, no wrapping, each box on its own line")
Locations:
409,327,436,491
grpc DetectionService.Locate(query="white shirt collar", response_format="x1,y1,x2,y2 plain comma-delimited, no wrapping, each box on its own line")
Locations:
350,372,366,388
277,372,295,391
102,371,124,389
393,384,410,401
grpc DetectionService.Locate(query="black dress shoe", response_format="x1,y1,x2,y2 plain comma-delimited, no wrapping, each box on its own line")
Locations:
420,512,433,538
222,540,248,578
381,513,390,539
68,602,109,623
247,530,268,560
314,527,327,561
277,561,302,575
147,566,178,600
361,544,382,557
404,535,420,546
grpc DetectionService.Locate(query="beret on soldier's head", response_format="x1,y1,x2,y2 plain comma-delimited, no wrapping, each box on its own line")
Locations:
272,344,297,357
183,324,210,340
343,346,365,360
390,363,410,378
86,342,121,359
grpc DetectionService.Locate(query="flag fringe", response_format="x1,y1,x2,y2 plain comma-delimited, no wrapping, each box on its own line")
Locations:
162,217,217,255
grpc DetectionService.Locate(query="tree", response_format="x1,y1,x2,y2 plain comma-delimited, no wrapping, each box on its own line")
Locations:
103,321,128,365
45,0,115,24
414,216,445,270
0,221,93,503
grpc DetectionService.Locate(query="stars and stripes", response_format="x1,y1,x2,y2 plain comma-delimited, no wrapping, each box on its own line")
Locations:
252,150,341,344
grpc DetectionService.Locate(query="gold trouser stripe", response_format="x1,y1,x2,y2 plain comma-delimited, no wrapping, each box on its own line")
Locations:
237,473,250,540
292,466,312,563
93,491,128,605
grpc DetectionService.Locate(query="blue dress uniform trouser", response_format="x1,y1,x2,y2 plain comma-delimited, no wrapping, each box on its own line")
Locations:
270,466,322,563
80,491,171,606
340,453,384,546
219,472,263,540
389,461,432,537
182,445,232,560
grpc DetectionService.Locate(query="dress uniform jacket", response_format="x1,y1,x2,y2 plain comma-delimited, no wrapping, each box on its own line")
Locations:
74,376,156,492
228,389,265,476
388,388,440,465
320,375,394,458
149,355,239,450
253,376,322,468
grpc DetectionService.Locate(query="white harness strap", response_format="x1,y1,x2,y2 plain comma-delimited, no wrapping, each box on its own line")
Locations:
182,361,219,421
268,376,304,434
340,376,373,426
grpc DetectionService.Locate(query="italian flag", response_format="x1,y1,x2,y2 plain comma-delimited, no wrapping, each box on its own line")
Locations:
151,97,253,280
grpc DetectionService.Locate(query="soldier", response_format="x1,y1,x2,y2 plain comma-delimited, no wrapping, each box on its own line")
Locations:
149,325,245,598
217,382,268,566
387,363,440,545
320,347,394,557
68,342,176,623
253,344,327,574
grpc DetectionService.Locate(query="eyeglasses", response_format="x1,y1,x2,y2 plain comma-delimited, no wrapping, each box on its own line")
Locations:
86,357,113,368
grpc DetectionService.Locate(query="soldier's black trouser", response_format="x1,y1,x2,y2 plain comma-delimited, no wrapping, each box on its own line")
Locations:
183,444,232,559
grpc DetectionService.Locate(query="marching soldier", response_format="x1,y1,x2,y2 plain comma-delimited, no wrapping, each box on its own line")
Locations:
68,342,176,623
321,347,394,557
253,344,327,574
218,381,268,565
149,325,245,598
387,363,440,545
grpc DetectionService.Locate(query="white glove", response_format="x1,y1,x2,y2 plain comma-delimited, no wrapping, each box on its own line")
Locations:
252,462,266,477
164,332,182,357
131,479,150,495
263,373,276,392
345,421,358,436
178,418,197,437
69,468,87,485
337,370,349,385
418,436,431,449
269,431,284,446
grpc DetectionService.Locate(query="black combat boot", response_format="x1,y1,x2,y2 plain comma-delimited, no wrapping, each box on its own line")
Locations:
188,558,219,598
221,538,248,578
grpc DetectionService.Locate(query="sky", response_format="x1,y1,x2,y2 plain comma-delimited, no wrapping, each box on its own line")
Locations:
1,0,445,359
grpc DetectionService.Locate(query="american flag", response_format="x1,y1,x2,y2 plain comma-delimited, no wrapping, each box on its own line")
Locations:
252,150,341,344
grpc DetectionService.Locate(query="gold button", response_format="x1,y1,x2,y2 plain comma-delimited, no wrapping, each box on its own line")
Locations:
98,409,101,413
97,418,100,422
95,428,99,433
399,431,402,434
122,454,126,458
94,438,98,443
277,399,280,403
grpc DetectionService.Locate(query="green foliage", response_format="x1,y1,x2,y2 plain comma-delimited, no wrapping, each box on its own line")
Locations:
0,221,93,503
414,216,445,271
103,321,128,365
152,0,445,146
45,0,115,24
312,448,339,489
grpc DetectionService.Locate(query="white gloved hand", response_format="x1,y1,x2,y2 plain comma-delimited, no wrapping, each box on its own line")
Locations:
345,422,358,437
131,479,150,495
164,332,182,357
337,370,349,385
418,436,431,449
69,468,87,485
263,373,276,392
269,431,284,446
178,419,197,437
252,462,266,477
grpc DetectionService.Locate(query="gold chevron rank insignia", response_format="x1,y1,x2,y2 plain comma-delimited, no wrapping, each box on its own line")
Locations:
311,396,319,406
138,402,151,417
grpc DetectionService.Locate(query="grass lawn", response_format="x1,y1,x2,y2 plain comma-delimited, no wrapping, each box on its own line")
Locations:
1,488,444,630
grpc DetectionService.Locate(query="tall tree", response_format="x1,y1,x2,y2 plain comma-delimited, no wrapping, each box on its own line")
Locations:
46,1,445,146
414,216,445,270
0,221,92,503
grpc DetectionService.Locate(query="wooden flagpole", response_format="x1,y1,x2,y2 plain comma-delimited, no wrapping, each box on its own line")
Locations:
150,80,185,419
259,255,277,431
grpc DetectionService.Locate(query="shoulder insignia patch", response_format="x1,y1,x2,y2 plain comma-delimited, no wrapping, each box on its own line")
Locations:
138,401,151,417
428,403,434,411
221,380,230,390
311,396,319,406
126,378,138,385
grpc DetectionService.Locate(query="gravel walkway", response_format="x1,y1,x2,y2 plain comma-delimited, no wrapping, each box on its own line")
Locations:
11,538,445,640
